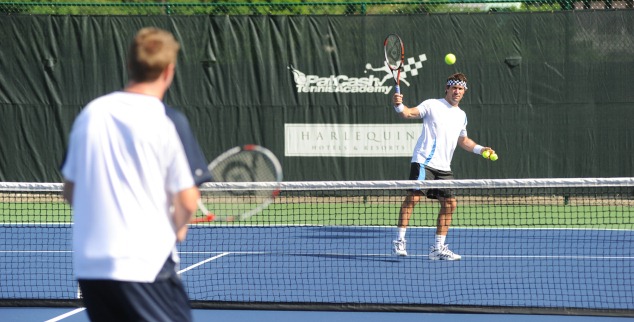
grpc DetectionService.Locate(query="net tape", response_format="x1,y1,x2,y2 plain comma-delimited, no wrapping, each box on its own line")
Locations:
4,177,632,192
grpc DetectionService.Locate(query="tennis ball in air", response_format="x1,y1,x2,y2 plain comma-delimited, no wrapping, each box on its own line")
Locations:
482,150,491,159
490,153,499,161
445,53,456,65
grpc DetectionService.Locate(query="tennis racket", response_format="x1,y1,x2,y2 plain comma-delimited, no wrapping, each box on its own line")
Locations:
383,34,405,94
192,145,282,223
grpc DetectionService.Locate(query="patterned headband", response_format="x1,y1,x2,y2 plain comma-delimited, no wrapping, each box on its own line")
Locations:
447,79,468,89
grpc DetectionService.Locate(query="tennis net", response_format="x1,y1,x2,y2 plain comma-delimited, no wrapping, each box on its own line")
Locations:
1,178,633,316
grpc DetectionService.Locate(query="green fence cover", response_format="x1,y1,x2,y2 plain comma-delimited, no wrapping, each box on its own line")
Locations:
1,12,632,181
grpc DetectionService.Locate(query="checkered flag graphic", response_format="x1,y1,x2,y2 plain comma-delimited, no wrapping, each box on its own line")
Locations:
401,54,427,76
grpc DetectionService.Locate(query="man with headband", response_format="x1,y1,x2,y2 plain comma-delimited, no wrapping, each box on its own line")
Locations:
390,73,495,260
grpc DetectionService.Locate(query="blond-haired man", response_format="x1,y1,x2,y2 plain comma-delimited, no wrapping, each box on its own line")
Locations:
62,27,198,321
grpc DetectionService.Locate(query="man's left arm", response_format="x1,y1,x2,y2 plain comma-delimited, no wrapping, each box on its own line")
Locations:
458,136,494,155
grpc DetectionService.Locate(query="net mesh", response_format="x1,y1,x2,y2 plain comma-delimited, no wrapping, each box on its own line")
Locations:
1,178,633,315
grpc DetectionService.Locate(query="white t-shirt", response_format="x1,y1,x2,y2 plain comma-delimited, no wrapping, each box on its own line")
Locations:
62,91,195,282
410,98,468,171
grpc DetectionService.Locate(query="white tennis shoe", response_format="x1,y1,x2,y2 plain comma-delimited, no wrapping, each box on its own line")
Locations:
429,244,461,260
392,239,408,256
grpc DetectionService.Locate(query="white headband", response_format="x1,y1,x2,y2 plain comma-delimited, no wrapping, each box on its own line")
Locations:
447,79,467,89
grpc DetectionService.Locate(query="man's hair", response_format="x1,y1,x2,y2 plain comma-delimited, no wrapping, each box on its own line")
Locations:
127,27,180,83
446,72,467,85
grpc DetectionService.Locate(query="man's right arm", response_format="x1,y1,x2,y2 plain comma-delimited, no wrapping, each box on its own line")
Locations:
173,186,200,242
392,93,420,119
62,180,74,205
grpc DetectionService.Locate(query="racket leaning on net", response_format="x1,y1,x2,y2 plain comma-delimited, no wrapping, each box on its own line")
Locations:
384,33,405,94
192,145,282,223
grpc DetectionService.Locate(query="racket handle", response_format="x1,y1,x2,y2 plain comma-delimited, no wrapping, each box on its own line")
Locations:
191,213,215,223
395,85,400,94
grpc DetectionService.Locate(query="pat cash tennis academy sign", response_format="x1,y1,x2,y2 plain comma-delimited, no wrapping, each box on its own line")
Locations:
288,54,426,94
285,54,426,157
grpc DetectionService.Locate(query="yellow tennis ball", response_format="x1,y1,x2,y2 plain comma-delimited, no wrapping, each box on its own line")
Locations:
445,53,456,65
490,153,498,161
482,150,491,159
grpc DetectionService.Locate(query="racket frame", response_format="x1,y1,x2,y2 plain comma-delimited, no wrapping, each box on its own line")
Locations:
192,145,282,223
383,34,405,94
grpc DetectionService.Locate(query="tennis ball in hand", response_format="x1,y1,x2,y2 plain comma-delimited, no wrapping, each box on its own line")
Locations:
445,53,456,65
482,150,491,159
490,153,499,161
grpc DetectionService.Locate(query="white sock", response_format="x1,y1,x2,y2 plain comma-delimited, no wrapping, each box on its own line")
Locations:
435,235,446,248
397,228,407,241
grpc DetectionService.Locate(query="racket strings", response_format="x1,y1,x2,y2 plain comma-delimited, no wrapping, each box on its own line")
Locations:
385,36,403,68
195,146,282,222
200,150,280,219
211,151,279,183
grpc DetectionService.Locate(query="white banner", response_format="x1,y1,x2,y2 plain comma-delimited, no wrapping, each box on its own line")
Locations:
284,123,421,157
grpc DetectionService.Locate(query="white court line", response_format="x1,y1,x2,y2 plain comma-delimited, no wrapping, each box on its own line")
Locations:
44,308,85,322
179,252,230,274
7,221,632,231
467,255,634,259
179,251,634,260
44,252,231,321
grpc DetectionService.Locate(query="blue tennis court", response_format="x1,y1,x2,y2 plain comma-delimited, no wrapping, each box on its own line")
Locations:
0,308,634,322
2,224,633,312
3,307,633,322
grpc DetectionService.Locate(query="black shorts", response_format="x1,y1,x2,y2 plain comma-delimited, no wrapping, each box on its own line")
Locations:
78,257,192,322
408,163,455,199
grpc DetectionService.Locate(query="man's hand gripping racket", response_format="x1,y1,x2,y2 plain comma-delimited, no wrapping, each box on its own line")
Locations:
384,34,405,94
192,145,282,223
